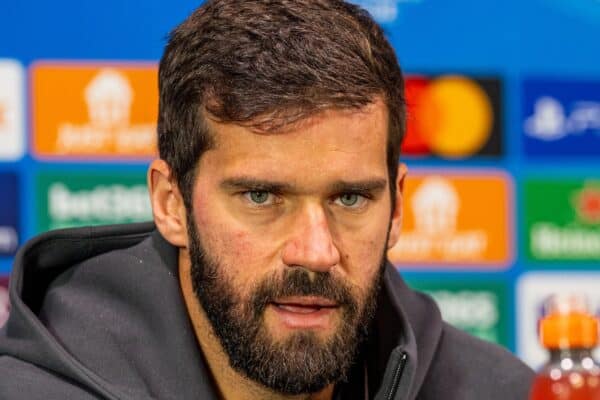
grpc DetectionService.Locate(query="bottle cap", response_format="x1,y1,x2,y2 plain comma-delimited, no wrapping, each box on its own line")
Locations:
539,294,600,349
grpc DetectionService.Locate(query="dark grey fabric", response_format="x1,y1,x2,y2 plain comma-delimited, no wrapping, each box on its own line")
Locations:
0,223,534,399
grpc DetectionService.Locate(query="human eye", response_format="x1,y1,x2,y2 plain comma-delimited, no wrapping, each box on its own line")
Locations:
334,193,368,209
243,190,277,206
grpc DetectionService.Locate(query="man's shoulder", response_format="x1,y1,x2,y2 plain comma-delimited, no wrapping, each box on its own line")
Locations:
0,356,101,400
418,323,534,400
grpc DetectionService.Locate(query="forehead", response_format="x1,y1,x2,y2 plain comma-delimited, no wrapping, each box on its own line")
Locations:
209,101,388,158
199,101,389,183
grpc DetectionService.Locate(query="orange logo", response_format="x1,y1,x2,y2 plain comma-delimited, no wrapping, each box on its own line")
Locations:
32,63,158,159
388,171,513,268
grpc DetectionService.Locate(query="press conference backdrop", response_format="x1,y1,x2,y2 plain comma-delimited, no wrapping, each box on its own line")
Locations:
0,0,599,369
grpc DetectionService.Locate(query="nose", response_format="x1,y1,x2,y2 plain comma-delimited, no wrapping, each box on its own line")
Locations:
281,203,341,273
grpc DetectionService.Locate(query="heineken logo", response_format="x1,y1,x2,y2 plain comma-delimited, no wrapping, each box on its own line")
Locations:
525,179,600,262
531,223,600,259
574,184,600,224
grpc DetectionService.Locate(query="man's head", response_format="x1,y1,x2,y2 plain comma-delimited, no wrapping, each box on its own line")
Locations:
157,0,405,210
149,0,406,396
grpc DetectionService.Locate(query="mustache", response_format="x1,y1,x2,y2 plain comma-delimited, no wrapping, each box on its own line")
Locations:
250,268,357,315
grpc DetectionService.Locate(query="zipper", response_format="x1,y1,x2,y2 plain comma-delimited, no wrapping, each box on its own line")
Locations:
386,352,408,400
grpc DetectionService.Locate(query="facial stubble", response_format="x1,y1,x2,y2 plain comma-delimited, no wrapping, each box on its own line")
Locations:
187,217,386,395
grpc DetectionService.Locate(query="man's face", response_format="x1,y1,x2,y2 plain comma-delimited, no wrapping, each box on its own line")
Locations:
187,100,395,394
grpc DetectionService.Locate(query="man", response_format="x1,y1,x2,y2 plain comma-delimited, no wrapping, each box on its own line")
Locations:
0,1,534,399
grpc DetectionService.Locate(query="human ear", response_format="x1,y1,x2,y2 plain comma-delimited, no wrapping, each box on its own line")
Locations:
387,163,408,249
147,159,188,248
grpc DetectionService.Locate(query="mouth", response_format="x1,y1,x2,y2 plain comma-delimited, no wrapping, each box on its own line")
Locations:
268,296,340,330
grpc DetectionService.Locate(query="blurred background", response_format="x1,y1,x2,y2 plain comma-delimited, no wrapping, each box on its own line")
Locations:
0,0,599,368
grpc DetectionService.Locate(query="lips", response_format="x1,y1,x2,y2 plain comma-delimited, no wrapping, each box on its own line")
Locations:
272,296,338,312
269,296,339,329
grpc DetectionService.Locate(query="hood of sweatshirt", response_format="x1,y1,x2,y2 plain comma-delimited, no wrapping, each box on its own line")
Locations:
0,222,443,400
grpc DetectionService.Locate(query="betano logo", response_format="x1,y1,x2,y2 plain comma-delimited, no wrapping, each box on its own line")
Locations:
430,290,498,331
388,171,512,267
32,63,158,159
406,279,508,346
402,75,502,159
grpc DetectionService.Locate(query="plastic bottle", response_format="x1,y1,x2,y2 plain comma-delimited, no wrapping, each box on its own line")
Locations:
529,294,600,400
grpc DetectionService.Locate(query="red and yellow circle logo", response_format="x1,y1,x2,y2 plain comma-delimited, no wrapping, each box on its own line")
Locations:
403,75,499,159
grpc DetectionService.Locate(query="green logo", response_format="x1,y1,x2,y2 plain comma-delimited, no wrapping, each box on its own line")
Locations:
36,171,151,232
524,179,600,262
406,278,509,347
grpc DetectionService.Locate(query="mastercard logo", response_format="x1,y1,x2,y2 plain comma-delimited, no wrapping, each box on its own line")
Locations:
402,75,502,159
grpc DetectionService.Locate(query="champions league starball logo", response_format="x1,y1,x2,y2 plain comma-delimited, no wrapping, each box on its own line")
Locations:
350,0,422,24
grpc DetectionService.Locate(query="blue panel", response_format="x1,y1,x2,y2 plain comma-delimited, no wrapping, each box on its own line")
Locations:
522,79,600,158
0,172,19,256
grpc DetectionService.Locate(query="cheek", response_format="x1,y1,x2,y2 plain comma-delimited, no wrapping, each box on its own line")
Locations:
193,207,272,286
339,226,388,285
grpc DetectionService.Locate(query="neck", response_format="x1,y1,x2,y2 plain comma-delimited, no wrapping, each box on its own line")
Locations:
178,251,335,400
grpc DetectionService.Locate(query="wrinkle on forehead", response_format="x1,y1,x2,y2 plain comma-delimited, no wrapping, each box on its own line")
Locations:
199,98,389,181
205,98,387,141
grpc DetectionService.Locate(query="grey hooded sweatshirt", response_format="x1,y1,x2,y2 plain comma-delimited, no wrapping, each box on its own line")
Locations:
0,222,534,399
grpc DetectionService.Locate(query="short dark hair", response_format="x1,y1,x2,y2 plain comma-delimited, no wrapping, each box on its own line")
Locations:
158,0,406,209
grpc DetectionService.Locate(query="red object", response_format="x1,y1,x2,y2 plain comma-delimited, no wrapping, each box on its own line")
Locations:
530,374,600,400
401,76,431,156
529,294,600,400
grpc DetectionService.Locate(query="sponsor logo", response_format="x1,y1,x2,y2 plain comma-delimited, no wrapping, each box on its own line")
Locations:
350,0,422,24
0,173,19,256
0,60,25,160
402,75,502,159
525,179,600,261
31,63,158,159
36,172,151,231
408,279,508,346
516,272,600,369
523,79,600,157
0,276,8,328
388,171,512,267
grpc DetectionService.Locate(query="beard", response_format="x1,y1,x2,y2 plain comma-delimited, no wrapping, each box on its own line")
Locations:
187,218,386,395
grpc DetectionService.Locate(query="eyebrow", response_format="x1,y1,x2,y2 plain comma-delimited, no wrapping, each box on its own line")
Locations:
220,177,388,194
329,179,388,194
220,178,295,193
